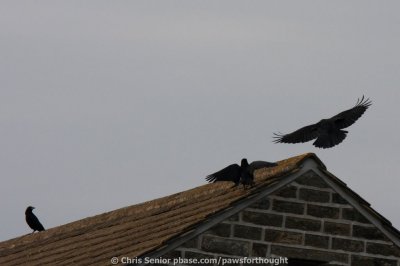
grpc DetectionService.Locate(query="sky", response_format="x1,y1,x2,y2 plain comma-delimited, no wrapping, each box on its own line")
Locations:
1,1,399,241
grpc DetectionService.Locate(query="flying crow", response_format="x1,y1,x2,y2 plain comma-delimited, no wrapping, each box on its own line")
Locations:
273,96,372,148
206,158,277,188
25,206,45,233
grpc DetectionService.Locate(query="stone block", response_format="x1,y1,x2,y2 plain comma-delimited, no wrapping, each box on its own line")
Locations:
233,224,262,240
204,223,231,237
352,225,389,241
304,234,329,249
295,171,329,188
272,199,305,214
351,255,398,266
249,197,270,210
331,193,348,204
299,188,330,203
251,243,269,257
274,185,298,198
342,208,370,223
332,237,364,252
285,216,321,232
307,204,340,219
264,229,303,245
323,221,350,236
242,211,283,227
201,236,250,256
366,242,400,257
271,245,348,263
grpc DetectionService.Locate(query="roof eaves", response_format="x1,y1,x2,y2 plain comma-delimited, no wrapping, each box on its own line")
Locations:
315,167,400,247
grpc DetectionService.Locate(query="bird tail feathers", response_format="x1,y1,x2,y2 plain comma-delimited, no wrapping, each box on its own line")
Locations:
313,130,347,148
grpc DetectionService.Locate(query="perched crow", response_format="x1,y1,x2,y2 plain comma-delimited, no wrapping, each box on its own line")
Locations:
206,158,277,188
273,96,372,148
25,206,45,233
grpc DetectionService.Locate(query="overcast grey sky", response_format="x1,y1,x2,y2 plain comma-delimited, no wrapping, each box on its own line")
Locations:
1,1,399,241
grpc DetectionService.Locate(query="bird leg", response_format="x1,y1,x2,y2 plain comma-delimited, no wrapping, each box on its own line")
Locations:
243,183,251,190
241,179,255,190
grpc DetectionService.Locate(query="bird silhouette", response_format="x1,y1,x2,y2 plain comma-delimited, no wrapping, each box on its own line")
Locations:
25,206,45,233
206,158,277,189
273,95,372,148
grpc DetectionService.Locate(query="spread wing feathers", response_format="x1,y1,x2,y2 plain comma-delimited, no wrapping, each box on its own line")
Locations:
205,164,241,183
331,95,372,129
273,124,319,144
248,161,278,173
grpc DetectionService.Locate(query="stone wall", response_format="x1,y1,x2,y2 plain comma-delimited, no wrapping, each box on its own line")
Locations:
166,171,400,266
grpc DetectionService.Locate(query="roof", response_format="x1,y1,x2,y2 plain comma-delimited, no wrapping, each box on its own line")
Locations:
0,153,398,266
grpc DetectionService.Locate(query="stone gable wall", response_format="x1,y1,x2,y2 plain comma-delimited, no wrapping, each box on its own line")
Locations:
165,171,400,266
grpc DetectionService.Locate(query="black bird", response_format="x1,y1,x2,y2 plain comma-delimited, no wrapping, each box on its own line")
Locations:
273,95,372,148
206,158,277,188
25,206,45,233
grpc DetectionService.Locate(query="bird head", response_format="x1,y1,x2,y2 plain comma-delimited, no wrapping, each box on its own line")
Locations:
240,158,249,168
26,206,35,212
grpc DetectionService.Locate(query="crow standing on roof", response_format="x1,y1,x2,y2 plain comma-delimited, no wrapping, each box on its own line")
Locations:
206,158,277,189
273,95,372,148
25,206,45,233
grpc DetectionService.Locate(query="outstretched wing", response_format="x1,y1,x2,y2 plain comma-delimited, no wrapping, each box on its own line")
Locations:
273,124,319,144
330,95,372,129
206,164,241,184
248,161,278,173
